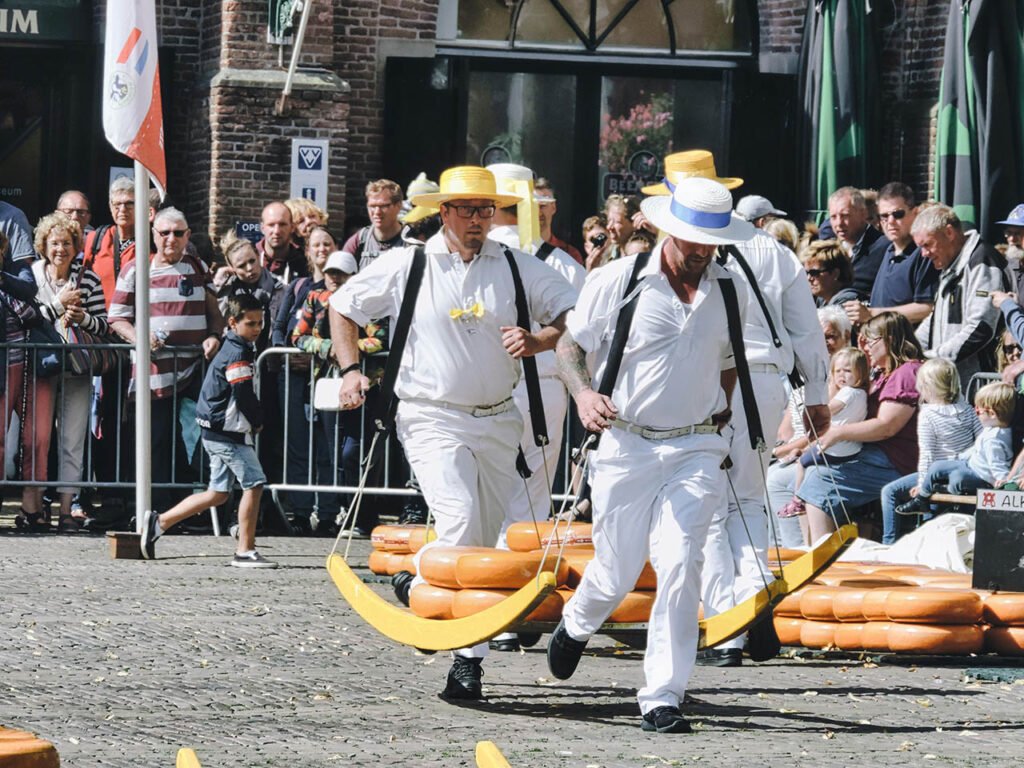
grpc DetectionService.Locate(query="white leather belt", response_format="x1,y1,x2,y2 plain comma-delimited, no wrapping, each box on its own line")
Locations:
406,397,515,418
748,364,780,373
611,418,719,440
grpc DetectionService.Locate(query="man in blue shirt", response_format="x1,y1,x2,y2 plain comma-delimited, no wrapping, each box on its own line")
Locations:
844,182,937,329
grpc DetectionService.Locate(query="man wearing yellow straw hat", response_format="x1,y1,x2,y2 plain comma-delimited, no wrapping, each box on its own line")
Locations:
485,162,585,652
329,165,578,700
644,150,831,666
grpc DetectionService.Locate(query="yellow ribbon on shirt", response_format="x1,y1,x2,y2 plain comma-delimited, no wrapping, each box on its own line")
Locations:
450,302,485,321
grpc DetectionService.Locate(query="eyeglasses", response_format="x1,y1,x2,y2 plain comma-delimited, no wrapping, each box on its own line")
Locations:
111,201,134,209
156,228,187,238
805,267,833,278
862,335,883,348
367,202,397,211
879,209,907,221
444,204,496,219
59,208,89,216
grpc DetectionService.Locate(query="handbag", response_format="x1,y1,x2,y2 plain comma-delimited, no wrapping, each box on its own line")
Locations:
55,260,125,376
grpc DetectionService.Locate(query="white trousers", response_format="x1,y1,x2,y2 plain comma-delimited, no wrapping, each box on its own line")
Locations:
499,376,569,547
398,398,523,659
562,427,728,714
700,371,787,650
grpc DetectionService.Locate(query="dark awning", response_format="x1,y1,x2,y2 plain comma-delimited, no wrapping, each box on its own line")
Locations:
0,0,90,43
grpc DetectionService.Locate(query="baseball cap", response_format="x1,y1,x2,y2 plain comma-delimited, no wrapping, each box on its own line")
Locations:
325,250,358,275
735,194,787,222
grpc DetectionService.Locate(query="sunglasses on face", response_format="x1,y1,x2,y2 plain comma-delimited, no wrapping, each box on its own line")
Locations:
1004,344,1022,355
879,209,907,221
444,204,496,219
805,267,833,278
156,229,187,238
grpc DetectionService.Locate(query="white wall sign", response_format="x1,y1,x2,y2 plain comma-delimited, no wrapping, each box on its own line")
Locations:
290,138,329,206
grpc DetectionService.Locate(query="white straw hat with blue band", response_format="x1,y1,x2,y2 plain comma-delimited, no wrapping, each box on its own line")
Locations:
640,177,756,246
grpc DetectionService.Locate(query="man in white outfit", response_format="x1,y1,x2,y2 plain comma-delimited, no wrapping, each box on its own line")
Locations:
329,166,577,701
548,177,753,734
699,191,831,666
485,162,586,652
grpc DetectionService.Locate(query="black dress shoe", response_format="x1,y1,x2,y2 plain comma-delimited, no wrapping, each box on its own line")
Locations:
392,570,414,606
896,497,928,516
747,609,781,662
547,619,588,680
517,632,542,648
488,636,521,652
641,705,692,734
695,647,743,667
440,657,483,700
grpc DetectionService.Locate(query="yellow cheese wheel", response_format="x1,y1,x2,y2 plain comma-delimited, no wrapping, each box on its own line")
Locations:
418,547,496,589
800,586,842,621
884,588,983,625
608,591,654,623
887,623,984,654
408,526,436,553
833,622,866,650
983,593,1024,626
409,584,457,620
861,621,892,651
984,625,1024,655
396,554,417,576
505,521,594,552
774,617,805,646
799,620,840,649
560,547,655,591
454,549,570,589
367,549,396,575
832,588,870,622
0,727,59,768
835,577,914,589
775,590,804,618
370,524,393,551
451,588,566,622
861,589,895,621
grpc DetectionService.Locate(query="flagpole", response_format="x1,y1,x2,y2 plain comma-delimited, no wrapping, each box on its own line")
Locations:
134,162,152,533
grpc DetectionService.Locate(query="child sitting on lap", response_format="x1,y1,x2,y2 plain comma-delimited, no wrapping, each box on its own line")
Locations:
779,347,870,517
897,380,1015,516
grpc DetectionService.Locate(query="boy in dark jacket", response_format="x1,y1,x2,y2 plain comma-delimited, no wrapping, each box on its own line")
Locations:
141,295,276,567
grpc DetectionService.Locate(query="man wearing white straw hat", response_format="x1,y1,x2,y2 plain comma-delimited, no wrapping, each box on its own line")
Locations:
486,162,585,652
548,177,753,734
644,150,831,667
329,165,578,701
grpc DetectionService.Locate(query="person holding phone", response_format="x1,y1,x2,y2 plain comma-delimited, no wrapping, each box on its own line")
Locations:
582,214,612,271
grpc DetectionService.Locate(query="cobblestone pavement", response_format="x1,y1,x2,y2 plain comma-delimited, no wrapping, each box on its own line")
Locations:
2,530,1024,767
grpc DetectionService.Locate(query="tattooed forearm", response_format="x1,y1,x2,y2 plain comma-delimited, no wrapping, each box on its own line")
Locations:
556,329,593,397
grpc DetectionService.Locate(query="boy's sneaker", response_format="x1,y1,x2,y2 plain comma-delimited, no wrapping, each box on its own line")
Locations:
896,497,928,516
140,509,160,560
231,551,278,569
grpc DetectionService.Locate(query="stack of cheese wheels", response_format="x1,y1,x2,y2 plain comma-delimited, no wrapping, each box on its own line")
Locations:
505,521,594,552
772,560,1000,655
367,524,435,576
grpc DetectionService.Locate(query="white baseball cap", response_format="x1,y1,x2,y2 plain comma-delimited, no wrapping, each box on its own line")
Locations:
325,250,358,275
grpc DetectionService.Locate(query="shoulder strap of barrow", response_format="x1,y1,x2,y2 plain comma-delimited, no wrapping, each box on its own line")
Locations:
719,276,764,451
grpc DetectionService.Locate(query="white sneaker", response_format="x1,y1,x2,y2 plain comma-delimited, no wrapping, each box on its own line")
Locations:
230,551,278,569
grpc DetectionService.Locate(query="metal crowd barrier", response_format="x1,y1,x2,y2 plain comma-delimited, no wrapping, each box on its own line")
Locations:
1,338,581,529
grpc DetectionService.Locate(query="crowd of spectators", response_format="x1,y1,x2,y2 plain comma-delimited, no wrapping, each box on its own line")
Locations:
2,170,1024,547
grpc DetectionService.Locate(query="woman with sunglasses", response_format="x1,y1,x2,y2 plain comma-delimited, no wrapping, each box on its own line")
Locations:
797,311,925,541
801,240,860,307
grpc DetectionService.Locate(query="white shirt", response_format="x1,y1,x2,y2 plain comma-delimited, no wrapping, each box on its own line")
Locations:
567,240,746,430
726,231,830,405
489,226,585,377
330,231,577,407
826,385,868,457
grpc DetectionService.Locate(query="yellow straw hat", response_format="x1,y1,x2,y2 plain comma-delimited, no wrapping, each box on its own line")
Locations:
409,165,522,208
401,172,440,224
641,150,744,196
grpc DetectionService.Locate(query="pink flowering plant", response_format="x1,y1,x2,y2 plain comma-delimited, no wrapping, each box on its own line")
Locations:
598,92,673,172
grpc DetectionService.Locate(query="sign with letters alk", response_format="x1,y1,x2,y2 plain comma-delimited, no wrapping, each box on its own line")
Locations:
290,138,329,207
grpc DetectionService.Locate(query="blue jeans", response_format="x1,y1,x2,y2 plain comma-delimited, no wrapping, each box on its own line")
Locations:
797,443,901,525
920,459,986,497
880,472,920,545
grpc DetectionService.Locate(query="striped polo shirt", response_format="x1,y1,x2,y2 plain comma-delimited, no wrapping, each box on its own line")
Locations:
109,256,211,399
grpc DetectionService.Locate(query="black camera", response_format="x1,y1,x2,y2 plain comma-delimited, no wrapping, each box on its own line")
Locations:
590,233,608,247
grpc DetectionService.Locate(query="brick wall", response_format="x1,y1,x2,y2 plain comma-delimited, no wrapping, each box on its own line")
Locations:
334,0,440,223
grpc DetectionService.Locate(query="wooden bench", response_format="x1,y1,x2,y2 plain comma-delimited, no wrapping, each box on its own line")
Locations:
0,727,59,768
